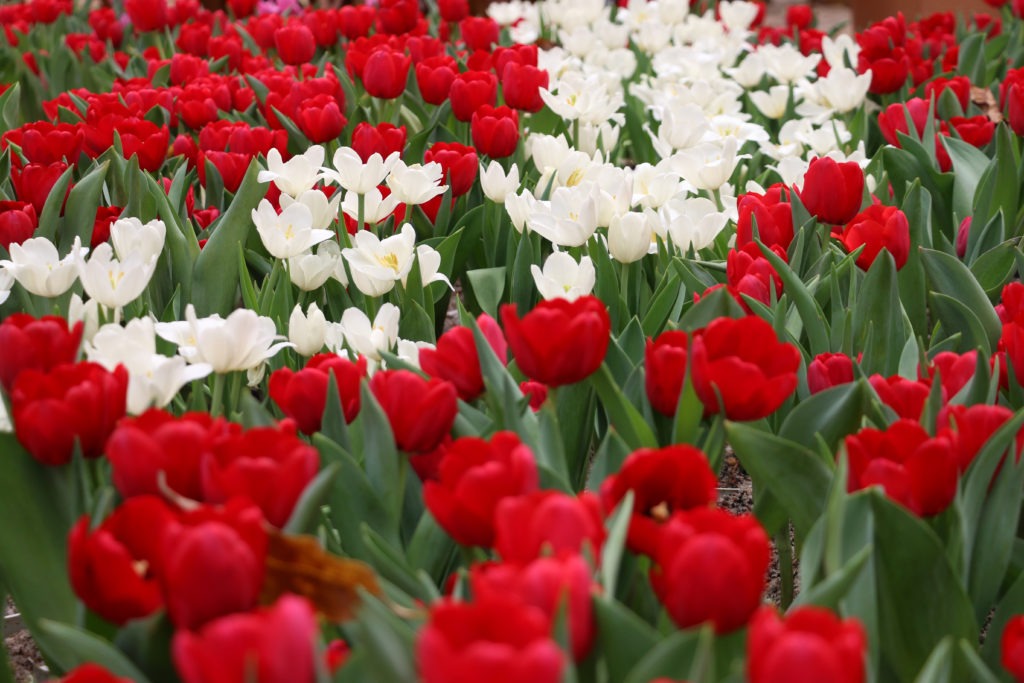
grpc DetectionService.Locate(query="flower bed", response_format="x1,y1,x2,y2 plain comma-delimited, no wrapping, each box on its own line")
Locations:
2,0,1024,681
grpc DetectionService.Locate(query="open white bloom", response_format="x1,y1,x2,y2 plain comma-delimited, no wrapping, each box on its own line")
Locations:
750,86,792,120
110,217,166,264
660,196,730,252
540,72,624,125
823,34,860,70
480,161,521,204
394,339,434,370
505,189,538,233
342,186,400,225
258,146,325,198
528,185,600,248
280,189,341,231
531,251,596,302
670,138,746,191
339,304,400,361
760,118,811,160
1,236,85,297
0,267,12,307
723,53,767,89
798,121,852,157
342,223,416,297
77,243,157,311
632,162,685,210
759,44,821,84
708,114,771,145
801,67,873,117
718,1,761,32
252,199,334,260
387,160,448,206
608,211,655,263
650,103,709,159
155,304,292,373
288,240,347,291
0,396,9,432
86,317,211,414
413,244,454,290
773,156,811,188
323,148,400,195
289,302,329,356
528,133,572,175
633,20,672,54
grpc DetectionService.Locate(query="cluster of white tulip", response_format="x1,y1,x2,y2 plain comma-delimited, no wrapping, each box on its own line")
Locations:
475,0,876,305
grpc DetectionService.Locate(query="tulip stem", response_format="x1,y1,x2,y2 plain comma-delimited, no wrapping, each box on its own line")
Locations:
776,526,795,610
210,372,226,417
357,193,366,235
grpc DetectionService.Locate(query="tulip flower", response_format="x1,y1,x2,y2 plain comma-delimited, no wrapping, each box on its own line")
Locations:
479,161,520,203
269,353,367,434
798,157,865,226
252,199,334,260
288,242,347,291
419,316,507,401
109,217,166,264
1,236,85,298
155,305,293,374
386,160,449,206
362,48,412,100
747,606,867,683
258,147,325,198
0,313,83,392
370,369,458,453
493,490,605,565
323,147,400,195
341,224,417,297
336,303,400,361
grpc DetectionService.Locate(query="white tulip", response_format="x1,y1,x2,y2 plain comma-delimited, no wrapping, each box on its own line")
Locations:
0,267,12,308
77,243,157,312
531,251,596,302
759,44,821,84
631,162,684,210
577,122,621,157
288,302,329,356
339,304,400,361
0,396,9,432
279,189,341,231
342,223,416,297
608,211,654,263
68,293,100,343
650,103,709,159
505,189,537,234
394,338,435,370
822,34,860,70
749,86,793,120
718,1,761,32
323,147,399,195
1,236,84,298
480,161,521,204
661,196,730,252
252,199,334,260
288,240,347,291
258,146,325,198
669,138,746,191
527,185,599,248
155,304,293,373
86,317,212,414
413,244,453,290
342,186,400,225
386,160,448,206
110,217,166,264
723,53,766,89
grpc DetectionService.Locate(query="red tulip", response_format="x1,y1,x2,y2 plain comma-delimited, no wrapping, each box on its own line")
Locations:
868,374,936,420
124,0,168,32
0,313,82,392
735,184,793,251
838,203,911,271
690,316,800,421
501,63,549,113
600,445,717,557
419,316,508,402
11,161,68,215
500,295,611,387
449,70,498,122
807,352,855,394
269,354,367,435
845,420,959,516
798,157,865,226
937,403,1021,473
369,369,458,453
68,496,175,625
173,595,318,683
877,98,929,147
293,93,347,144
651,508,770,634
644,330,689,416
460,16,500,52
726,242,785,310
58,664,134,683
423,431,538,547
471,105,520,158
362,48,412,100
493,490,605,565
351,122,407,162
438,0,469,22
416,595,565,683
274,23,316,65
415,55,459,105
747,606,867,683
424,141,478,197
11,362,128,466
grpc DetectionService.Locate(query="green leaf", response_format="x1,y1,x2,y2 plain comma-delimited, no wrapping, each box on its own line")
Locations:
677,286,745,332
351,591,418,683
586,430,632,491
589,364,658,451
623,626,711,683
406,511,457,584
913,637,954,683
593,598,660,683
943,136,991,222
0,82,21,132
601,491,633,598
191,160,265,317
34,164,75,243
921,248,1001,350
870,492,977,682
59,161,109,253
466,267,507,318
970,240,1017,298
853,250,907,376
779,381,867,454
792,545,871,612
37,621,152,682
727,422,832,538
928,292,992,355
980,568,1024,669
957,640,1001,683
357,384,402,529
757,241,830,355
283,463,341,535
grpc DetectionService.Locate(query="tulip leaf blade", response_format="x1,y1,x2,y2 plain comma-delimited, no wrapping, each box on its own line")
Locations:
406,511,458,586
590,363,658,451
284,462,342,535
912,637,954,683
792,544,870,612
465,266,506,319
622,625,711,683
853,249,907,376
756,240,830,356
778,380,867,455
37,621,153,683
33,162,75,243
191,159,264,317
593,597,660,683
920,247,1001,350
350,590,417,683
970,239,1017,298
725,422,831,538
601,490,633,599
0,82,20,133
59,160,109,253
357,384,403,532
677,285,745,333
928,292,991,355
869,491,977,683
942,135,991,223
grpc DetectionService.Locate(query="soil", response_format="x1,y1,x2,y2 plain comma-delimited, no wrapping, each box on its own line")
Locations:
4,599,44,683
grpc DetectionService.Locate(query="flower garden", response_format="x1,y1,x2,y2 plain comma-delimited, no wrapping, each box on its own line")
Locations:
4,0,1024,680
